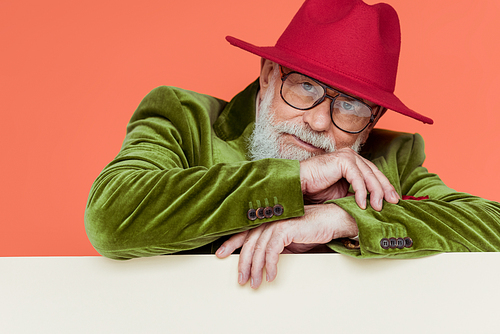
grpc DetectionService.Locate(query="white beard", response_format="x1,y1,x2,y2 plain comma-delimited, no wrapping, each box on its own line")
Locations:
247,69,366,161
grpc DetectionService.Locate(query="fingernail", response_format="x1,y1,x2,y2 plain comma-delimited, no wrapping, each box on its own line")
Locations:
378,198,383,210
360,199,366,210
216,246,225,256
238,272,243,284
251,278,254,288
266,273,270,282
393,191,400,201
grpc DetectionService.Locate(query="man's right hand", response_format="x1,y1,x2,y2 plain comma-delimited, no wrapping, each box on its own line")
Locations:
299,147,399,210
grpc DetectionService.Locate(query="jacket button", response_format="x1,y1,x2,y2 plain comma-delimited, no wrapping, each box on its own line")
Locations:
380,238,390,249
256,207,265,219
247,209,257,221
342,238,360,249
396,238,405,249
273,204,284,216
404,237,413,248
264,206,274,218
389,238,397,249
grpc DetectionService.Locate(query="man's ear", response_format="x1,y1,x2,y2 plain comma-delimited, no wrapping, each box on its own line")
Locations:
259,58,276,98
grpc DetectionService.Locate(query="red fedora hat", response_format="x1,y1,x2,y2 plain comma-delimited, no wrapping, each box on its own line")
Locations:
227,0,433,124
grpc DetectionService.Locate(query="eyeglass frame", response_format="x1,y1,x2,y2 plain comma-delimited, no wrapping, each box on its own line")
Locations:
279,66,380,134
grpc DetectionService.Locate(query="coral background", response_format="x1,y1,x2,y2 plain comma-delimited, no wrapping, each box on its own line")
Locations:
1,0,498,256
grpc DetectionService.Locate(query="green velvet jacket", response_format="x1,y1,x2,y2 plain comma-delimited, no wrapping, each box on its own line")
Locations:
85,80,500,260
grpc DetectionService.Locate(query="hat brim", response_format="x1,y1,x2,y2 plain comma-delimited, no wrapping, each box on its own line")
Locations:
227,36,433,125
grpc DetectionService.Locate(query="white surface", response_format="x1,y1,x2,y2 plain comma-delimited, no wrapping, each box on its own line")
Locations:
1,253,499,333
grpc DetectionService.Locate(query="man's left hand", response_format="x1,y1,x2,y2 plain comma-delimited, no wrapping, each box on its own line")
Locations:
215,204,357,289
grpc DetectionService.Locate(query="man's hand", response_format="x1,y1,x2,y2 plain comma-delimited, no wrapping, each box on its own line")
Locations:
215,204,357,289
300,147,399,210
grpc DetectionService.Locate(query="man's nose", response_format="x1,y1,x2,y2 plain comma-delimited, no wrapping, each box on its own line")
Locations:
302,99,332,132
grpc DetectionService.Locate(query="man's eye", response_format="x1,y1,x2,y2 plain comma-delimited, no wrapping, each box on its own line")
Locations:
301,82,315,92
341,101,355,111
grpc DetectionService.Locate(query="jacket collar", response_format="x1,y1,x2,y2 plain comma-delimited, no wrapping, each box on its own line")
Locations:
213,79,260,141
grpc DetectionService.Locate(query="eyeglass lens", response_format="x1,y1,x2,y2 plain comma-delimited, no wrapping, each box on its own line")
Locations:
281,72,372,132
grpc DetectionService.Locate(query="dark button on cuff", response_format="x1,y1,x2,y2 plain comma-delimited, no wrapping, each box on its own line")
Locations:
273,204,284,216
389,238,397,249
247,209,257,221
264,206,274,218
256,207,265,219
396,238,405,249
404,237,413,248
380,238,390,249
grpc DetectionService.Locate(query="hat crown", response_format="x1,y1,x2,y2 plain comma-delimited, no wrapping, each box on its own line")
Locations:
307,0,356,24
225,0,434,124
276,0,401,93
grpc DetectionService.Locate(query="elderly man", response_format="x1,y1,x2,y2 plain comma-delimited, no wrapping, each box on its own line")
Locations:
85,0,500,288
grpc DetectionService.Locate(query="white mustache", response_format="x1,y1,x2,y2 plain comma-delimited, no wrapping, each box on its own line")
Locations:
275,121,336,153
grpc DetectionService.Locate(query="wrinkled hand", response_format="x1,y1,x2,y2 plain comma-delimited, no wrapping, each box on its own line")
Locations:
281,242,321,253
215,204,357,289
303,178,349,205
300,147,399,210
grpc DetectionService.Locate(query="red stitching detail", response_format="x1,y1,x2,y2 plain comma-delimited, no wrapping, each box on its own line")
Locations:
402,195,429,201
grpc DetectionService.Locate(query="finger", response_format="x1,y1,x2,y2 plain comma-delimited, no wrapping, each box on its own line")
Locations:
265,230,288,283
238,225,266,285
364,159,400,204
354,156,385,211
215,230,249,258
330,149,367,209
250,224,276,289
341,161,367,210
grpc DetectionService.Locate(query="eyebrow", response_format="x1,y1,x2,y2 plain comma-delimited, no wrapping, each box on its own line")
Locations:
281,66,375,107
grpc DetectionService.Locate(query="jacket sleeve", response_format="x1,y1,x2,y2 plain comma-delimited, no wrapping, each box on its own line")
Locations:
84,86,304,259
326,132,500,258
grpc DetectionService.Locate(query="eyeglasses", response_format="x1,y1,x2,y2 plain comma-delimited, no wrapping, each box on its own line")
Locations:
279,67,378,134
